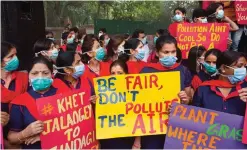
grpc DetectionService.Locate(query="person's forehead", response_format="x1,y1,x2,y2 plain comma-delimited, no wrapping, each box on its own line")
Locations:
162,43,176,50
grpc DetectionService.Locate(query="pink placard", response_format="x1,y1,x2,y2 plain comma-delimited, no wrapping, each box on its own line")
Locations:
176,23,229,59
36,90,98,149
235,1,247,25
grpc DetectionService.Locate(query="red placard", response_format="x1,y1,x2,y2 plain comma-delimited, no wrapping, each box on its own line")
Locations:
235,1,247,25
176,23,229,59
242,102,247,144
36,90,98,149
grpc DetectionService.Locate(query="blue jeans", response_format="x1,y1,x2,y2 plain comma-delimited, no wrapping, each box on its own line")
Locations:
230,25,244,51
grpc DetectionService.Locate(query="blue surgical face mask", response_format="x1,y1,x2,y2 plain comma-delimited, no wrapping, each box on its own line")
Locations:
48,38,55,41
95,47,106,61
104,38,110,46
141,37,147,45
31,77,53,91
226,66,246,84
216,10,224,19
72,64,85,79
4,56,19,72
173,14,183,22
202,62,217,74
134,48,145,60
67,34,75,44
201,18,208,23
50,49,59,60
154,36,158,45
159,56,178,67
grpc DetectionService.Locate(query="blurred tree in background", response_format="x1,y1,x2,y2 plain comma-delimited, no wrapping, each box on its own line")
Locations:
44,0,200,27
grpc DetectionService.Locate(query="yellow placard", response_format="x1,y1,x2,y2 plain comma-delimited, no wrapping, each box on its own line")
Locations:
94,72,181,139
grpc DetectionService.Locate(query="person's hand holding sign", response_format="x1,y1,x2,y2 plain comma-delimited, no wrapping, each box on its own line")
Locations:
90,95,98,104
24,120,44,137
178,91,190,104
1,111,9,126
25,135,40,145
238,88,247,102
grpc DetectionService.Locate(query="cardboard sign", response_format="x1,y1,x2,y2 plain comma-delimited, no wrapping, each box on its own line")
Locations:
94,72,181,139
36,90,98,149
235,1,247,25
176,23,229,59
164,103,247,149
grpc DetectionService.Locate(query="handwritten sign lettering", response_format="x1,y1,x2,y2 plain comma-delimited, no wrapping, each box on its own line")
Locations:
94,72,180,139
164,103,247,149
235,1,247,25
36,90,98,149
176,23,229,59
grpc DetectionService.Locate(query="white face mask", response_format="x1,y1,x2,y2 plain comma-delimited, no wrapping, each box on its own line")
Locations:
98,33,103,37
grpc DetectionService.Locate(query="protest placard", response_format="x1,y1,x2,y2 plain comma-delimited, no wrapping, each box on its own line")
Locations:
176,23,229,59
94,72,180,139
0,126,3,149
36,90,98,149
242,102,247,144
235,1,247,25
164,103,247,149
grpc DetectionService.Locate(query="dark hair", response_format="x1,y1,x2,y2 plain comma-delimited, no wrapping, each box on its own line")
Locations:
45,30,54,36
118,38,142,63
28,56,53,73
62,32,69,40
69,27,79,33
204,48,222,62
192,8,207,21
77,28,86,40
106,35,125,60
110,60,128,74
174,7,186,15
81,34,98,63
99,28,107,33
55,51,75,78
156,29,170,37
187,46,206,73
176,47,182,63
132,29,145,38
1,41,16,61
124,33,130,40
33,38,54,54
206,2,224,23
66,43,78,52
216,51,242,69
156,35,177,51
99,34,107,47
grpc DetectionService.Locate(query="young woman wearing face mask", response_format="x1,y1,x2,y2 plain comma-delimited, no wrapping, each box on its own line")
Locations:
206,2,239,32
192,8,208,23
190,48,222,92
139,36,192,149
99,60,136,149
54,51,93,93
99,34,110,49
168,7,189,37
193,51,247,116
60,27,79,51
81,34,110,82
8,56,69,149
106,35,125,63
148,29,170,63
118,38,147,74
33,39,70,91
1,42,29,149
33,38,59,64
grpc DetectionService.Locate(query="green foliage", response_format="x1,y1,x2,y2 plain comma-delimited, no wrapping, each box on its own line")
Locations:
44,1,199,27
